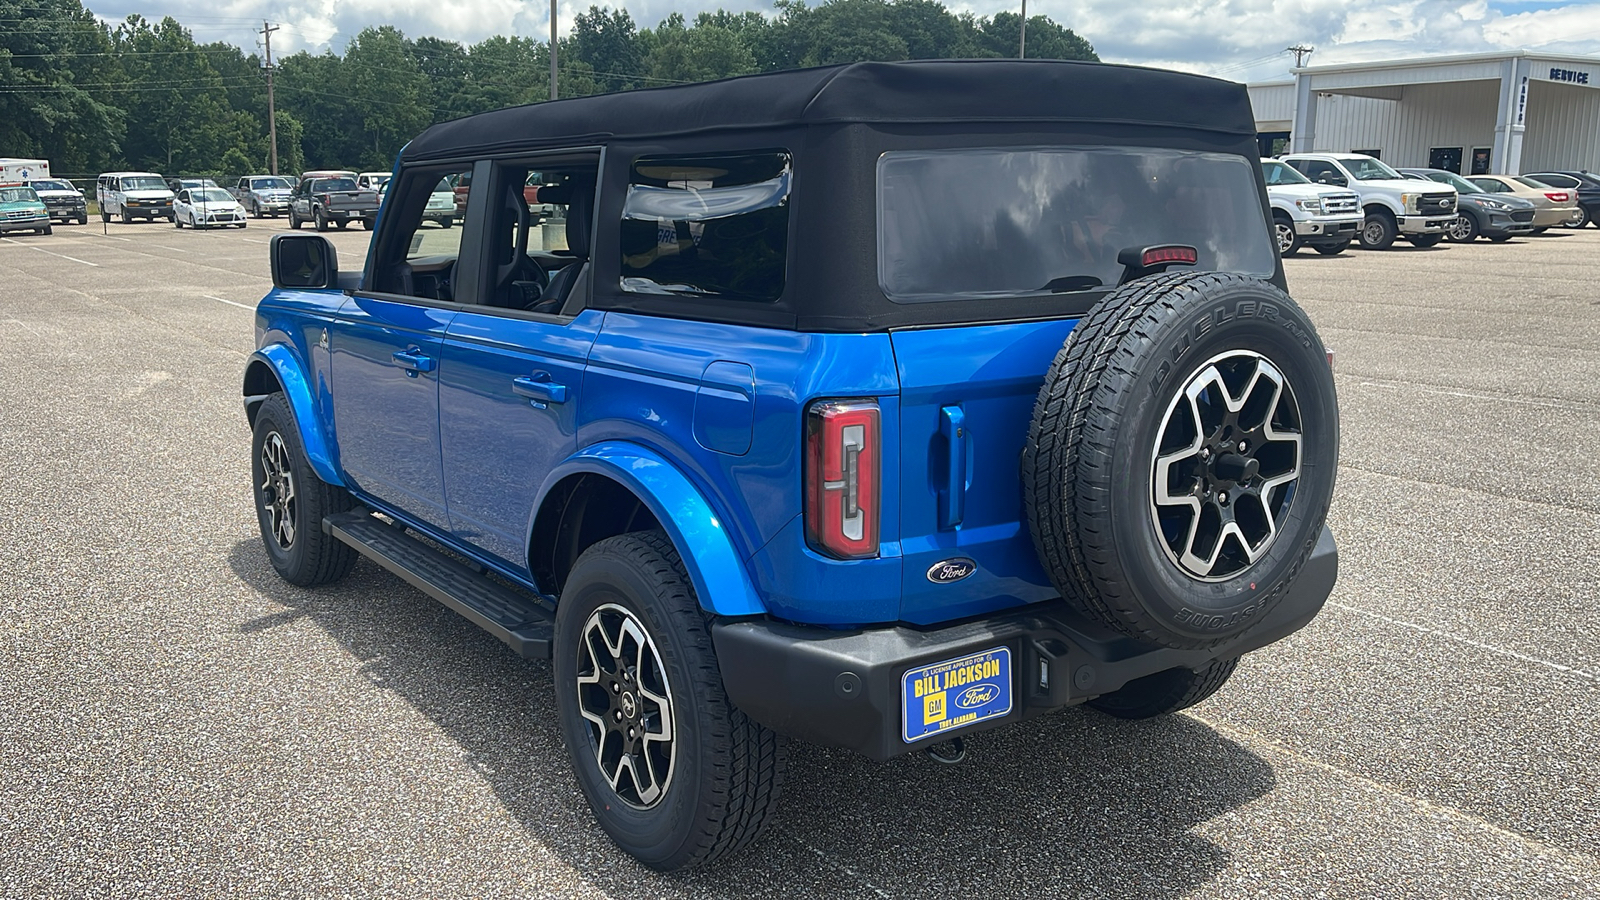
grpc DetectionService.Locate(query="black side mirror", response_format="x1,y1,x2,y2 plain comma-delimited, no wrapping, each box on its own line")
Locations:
271,233,340,289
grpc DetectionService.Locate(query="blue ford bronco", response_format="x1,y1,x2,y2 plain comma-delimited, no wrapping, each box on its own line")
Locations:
245,59,1339,870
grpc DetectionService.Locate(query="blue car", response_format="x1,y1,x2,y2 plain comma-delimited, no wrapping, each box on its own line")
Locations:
245,59,1340,870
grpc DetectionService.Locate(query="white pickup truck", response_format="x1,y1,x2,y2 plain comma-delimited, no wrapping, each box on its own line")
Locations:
1261,159,1363,256
1279,153,1457,250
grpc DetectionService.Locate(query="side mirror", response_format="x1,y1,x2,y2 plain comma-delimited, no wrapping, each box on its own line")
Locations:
270,233,340,289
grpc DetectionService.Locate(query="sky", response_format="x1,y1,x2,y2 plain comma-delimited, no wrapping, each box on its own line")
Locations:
85,0,1600,84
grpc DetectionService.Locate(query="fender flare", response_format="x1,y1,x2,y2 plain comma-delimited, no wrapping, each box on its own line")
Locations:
244,343,344,487
537,442,765,617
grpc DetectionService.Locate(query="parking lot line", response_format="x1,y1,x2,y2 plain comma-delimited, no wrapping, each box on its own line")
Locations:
1328,601,1598,683
241,238,268,244
203,294,255,311
0,238,99,267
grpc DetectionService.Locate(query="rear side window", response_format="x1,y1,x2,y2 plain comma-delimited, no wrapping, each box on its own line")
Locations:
877,147,1275,303
620,151,791,302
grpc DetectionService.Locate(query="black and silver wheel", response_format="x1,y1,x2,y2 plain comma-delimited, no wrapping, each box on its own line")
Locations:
1446,214,1478,242
1150,350,1303,582
1023,272,1339,649
250,392,357,586
1272,214,1299,257
314,209,328,232
288,207,302,230
555,531,785,871
1360,213,1396,249
1566,207,1589,229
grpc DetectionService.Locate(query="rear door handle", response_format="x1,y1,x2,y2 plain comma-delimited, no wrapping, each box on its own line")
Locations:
513,375,568,404
391,348,436,374
939,405,966,529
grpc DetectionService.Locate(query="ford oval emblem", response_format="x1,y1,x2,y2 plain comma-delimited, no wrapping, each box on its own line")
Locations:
926,558,976,584
956,684,999,709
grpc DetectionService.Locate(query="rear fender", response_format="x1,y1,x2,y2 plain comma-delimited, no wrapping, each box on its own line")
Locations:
244,344,343,487
536,442,764,617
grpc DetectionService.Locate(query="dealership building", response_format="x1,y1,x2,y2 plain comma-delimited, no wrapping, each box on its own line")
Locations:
1249,51,1600,175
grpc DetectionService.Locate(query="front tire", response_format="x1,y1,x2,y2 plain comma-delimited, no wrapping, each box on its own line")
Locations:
554,531,786,872
250,393,358,587
1272,214,1299,257
1360,213,1397,249
1446,214,1479,243
1088,658,1239,719
1407,233,1444,248
1313,239,1350,256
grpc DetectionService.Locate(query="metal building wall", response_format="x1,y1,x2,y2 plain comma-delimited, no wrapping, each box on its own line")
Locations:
1305,81,1500,168
1248,82,1296,130
1522,80,1600,172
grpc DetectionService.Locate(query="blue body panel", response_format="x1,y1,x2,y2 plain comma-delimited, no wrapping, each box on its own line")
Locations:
539,441,765,617
889,319,1081,625
251,287,348,486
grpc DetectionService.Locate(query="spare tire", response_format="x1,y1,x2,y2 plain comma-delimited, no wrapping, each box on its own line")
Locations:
1022,271,1339,649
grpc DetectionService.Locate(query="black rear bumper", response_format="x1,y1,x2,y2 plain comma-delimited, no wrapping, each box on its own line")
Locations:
714,527,1336,761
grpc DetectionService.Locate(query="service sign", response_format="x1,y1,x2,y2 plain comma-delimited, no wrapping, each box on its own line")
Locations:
901,646,1012,743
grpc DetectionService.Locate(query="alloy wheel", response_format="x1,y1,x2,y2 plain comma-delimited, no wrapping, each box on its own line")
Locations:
1149,349,1303,581
1274,221,1295,255
574,603,676,809
259,431,297,550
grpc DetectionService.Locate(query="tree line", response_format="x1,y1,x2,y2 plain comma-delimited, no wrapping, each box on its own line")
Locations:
0,0,1097,182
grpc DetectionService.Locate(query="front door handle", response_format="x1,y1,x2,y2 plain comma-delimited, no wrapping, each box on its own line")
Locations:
391,348,436,374
513,375,568,404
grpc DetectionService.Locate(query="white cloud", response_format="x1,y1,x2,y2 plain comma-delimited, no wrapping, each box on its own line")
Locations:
84,0,1600,75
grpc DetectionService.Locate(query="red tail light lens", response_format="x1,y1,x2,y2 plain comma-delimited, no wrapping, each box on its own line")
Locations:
805,400,880,559
1546,191,1569,202
1141,245,1198,267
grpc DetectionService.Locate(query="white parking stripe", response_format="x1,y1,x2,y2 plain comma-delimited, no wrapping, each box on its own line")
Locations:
203,295,256,311
1329,602,1598,683
241,238,268,244
0,237,99,266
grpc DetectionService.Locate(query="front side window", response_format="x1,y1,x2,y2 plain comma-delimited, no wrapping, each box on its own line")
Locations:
878,147,1275,303
620,152,791,302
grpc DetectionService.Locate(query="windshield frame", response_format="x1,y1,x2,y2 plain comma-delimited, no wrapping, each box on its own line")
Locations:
0,187,41,203
1345,157,1404,181
191,188,235,204
121,176,168,192
250,177,292,190
28,180,74,193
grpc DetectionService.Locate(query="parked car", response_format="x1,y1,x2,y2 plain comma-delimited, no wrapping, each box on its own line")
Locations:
356,171,392,192
96,171,175,223
166,176,219,193
1261,158,1362,255
423,176,455,227
25,178,87,225
287,174,379,231
0,183,51,235
1397,168,1536,242
174,187,248,229
233,175,295,218
1464,175,1578,229
1279,153,1456,249
245,60,1340,872
1520,170,1600,228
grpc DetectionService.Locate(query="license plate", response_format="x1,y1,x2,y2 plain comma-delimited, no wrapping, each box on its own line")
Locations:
901,646,1012,743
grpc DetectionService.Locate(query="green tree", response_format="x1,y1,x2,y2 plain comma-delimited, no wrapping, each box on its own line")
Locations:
979,12,1098,61
567,6,646,94
114,15,241,173
0,0,123,173
647,14,756,84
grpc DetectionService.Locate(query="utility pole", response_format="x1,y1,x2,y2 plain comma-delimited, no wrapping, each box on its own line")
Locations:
549,0,558,100
1286,45,1314,68
1019,0,1027,59
261,21,280,175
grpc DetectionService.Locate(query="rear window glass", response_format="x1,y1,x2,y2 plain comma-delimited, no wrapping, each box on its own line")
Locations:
620,151,791,302
877,147,1275,303
313,178,358,192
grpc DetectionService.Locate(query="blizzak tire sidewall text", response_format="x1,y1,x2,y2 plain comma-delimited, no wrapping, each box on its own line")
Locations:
1024,272,1339,649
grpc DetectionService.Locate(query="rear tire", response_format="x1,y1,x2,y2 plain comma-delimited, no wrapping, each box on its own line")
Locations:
250,393,358,587
555,531,786,872
1088,658,1239,719
1567,207,1589,229
314,209,328,232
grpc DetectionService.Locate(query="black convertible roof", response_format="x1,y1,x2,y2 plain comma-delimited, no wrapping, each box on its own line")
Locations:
400,59,1256,163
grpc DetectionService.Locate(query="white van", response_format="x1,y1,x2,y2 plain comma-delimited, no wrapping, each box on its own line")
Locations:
96,171,175,223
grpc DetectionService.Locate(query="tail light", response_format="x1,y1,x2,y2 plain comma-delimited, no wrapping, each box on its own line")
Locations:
318,193,331,204
805,400,880,559
1546,191,1569,202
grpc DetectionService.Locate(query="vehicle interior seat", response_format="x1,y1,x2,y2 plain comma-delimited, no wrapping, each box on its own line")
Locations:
527,176,594,315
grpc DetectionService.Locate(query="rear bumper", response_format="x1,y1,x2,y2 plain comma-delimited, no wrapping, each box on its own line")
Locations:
715,526,1337,761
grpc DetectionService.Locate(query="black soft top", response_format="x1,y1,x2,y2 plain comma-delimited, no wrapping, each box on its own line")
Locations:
401,59,1257,163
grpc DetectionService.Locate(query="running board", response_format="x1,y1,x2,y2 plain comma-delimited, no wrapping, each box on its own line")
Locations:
323,510,554,660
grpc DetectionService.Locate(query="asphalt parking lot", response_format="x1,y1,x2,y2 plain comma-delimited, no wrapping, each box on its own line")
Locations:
2,216,1597,898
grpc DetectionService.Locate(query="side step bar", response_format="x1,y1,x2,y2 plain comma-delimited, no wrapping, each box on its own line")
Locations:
323,510,555,660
